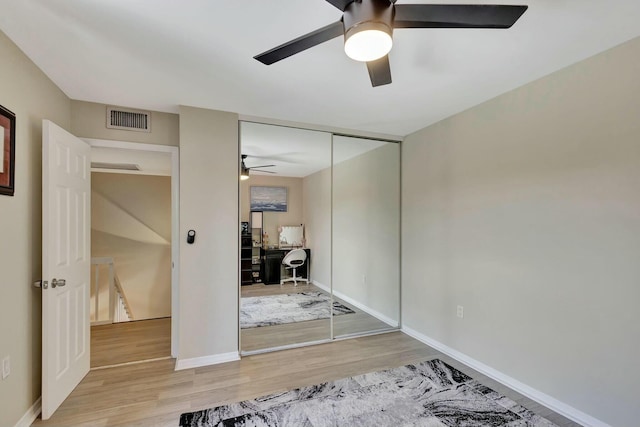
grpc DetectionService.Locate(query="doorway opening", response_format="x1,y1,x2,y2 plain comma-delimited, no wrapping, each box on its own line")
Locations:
86,139,179,368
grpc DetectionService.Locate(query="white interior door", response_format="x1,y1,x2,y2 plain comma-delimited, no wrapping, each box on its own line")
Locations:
41,120,91,419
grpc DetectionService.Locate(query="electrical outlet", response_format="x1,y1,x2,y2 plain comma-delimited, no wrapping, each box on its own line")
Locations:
2,356,9,379
456,305,464,319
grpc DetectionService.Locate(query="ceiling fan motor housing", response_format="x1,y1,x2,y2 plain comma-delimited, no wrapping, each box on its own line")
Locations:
343,0,395,45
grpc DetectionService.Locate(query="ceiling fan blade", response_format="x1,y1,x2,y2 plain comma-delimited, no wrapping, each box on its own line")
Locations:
254,170,277,174
244,152,303,164
325,0,354,11
254,21,344,65
367,55,392,87
394,4,528,29
248,164,276,169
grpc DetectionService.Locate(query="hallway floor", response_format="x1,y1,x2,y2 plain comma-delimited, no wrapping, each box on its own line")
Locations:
91,317,171,368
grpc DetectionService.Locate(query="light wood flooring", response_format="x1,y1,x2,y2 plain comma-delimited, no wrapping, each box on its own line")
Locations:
91,317,171,368
32,332,580,427
240,282,393,352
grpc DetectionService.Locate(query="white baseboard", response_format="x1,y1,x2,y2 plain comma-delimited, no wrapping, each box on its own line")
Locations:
310,280,331,296
401,325,610,427
312,281,399,328
174,351,240,371
14,397,41,427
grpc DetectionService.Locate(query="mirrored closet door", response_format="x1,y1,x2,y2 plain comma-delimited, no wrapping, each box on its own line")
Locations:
332,135,400,337
239,122,400,354
239,122,332,352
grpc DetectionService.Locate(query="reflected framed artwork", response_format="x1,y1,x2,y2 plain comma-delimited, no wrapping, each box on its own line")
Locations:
250,186,287,212
0,104,16,196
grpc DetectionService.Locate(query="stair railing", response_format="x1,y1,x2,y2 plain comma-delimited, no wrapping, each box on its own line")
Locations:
91,257,133,324
113,273,134,322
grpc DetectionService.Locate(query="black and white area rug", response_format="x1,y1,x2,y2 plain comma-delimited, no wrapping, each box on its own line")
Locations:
240,291,355,329
179,359,558,427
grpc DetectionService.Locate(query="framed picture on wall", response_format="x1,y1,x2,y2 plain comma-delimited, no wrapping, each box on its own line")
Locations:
0,104,16,196
250,186,287,212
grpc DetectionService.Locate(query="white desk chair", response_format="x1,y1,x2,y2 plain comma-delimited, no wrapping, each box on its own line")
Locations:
280,249,308,286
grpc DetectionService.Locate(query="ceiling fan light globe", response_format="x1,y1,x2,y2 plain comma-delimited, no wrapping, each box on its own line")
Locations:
344,24,392,62
240,162,250,180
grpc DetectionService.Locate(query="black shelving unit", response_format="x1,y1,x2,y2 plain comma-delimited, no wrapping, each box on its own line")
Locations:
251,246,263,283
241,233,253,286
250,211,264,283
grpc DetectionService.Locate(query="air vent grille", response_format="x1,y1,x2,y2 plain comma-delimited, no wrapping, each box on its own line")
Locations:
106,107,151,132
91,162,141,171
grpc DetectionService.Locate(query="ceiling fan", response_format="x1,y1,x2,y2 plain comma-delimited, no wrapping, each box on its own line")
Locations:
241,154,276,180
254,0,528,87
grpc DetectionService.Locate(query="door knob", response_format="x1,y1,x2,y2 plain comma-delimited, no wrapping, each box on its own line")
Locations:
51,278,66,288
33,280,49,289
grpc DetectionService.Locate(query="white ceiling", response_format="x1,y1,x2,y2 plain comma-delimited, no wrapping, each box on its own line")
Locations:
1,1,640,136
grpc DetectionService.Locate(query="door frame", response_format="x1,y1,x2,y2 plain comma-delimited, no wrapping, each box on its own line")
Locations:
84,138,180,357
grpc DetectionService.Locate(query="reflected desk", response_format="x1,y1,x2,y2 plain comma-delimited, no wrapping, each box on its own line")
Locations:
263,248,311,285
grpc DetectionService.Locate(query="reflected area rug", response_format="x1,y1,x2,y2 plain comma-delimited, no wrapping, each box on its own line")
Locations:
179,359,558,427
240,291,354,329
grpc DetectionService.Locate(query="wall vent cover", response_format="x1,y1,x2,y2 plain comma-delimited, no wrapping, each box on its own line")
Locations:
91,162,141,171
106,106,151,132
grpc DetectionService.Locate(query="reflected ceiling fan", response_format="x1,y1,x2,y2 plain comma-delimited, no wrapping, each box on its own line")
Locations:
254,0,528,87
241,154,276,180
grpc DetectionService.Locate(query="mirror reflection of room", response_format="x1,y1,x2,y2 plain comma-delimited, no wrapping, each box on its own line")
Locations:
239,122,333,353
239,122,401,354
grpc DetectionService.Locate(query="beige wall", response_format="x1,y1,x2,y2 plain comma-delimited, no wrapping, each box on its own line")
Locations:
402,36,640,426
240,175,303,245
178,106,239,362
71,100,179,146
302,168,332,287
91,173,171,320
92,173,172,241
0,30,71,427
